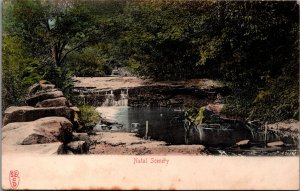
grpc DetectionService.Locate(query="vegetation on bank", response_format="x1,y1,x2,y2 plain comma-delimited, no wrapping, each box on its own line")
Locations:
2,0,298,123
78,105,100,127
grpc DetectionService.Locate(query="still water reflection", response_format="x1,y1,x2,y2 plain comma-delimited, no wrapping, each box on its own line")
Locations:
96,106,185,144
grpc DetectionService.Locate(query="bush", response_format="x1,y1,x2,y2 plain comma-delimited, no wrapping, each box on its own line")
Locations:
78,105,101,126
248,76,298,122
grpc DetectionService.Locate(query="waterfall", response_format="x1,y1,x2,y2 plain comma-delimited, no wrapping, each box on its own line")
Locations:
102,89,129,106
118,90,128,106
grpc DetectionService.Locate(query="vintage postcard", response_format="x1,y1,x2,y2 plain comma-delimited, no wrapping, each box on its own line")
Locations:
1,0,299,190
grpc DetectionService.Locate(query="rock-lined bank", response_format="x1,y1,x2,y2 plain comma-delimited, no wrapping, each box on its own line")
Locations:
73,77,230,107
3,79,298,156
74,77,299,152
2,81,91,155
89,132,207,155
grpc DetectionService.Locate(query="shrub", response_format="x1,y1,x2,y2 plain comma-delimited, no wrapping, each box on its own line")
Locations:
78,105,101,126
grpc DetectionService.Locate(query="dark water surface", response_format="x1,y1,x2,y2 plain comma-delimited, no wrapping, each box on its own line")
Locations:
95,106,298,155
97,106,185,144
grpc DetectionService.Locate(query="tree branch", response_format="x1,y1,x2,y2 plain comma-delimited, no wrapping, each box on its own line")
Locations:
58,40,90,66
57,40,68,64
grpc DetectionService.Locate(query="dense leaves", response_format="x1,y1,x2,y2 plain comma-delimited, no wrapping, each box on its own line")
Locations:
79,105,100,126
2,0,298,122
2,36,41,110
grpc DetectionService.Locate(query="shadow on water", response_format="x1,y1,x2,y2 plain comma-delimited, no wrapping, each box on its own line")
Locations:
126,107,186,144
134,110,186,145
95,106,299,155
96,106,186,144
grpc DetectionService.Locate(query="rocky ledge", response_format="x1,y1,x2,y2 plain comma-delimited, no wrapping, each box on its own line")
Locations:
2,80,91,155
73,77,230,107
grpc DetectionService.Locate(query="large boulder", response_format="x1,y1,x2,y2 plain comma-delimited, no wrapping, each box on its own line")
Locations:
35,97,70,108
57,121,73,144
267,120,299,146
28,83,41,95
3,106,74,125
26,90,64,106
28,80,56,95
2,117,73,145
40,83,56,91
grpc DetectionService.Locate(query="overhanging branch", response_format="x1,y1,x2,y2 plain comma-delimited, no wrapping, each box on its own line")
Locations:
58,40,90,66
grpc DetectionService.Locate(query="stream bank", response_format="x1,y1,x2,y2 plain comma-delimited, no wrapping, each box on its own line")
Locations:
74,76,299,156
89,132,206,155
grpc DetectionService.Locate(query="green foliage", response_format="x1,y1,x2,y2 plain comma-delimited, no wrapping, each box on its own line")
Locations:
221,94,252,120
119,1,205,80
42,63,75,100
65,45,112,77
2,0,104,107
184,107,206,125
78,105,100,126
248,75,299,122
2,0,298,123
5,0,99,63
2,35,42,111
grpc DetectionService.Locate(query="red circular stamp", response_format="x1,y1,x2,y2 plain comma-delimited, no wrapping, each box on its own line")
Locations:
9,170,20,189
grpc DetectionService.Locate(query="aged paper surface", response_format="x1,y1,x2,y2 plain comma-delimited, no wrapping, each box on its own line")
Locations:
2,155,299,190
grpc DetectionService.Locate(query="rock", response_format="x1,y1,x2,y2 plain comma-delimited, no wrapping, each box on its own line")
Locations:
28,83,41,95
267,120,299,132
70,106,84,131
73,133,91,144
28,80,56,95
282,135,297,145
57,122,74,144
57,144,70,154
70,106,80,112
87,131,97,136
101,118,117,125
2,117,73,145
35,97,69,107
93,124,109,131
206,103,224,114
39,80,51,84
26,90,64,106
267,141,284,147
266,120,299,146
40,83,55,90
236,140,250,146
57,140,90,154
67,141,89,154
22,133,55,145
3,106,74,125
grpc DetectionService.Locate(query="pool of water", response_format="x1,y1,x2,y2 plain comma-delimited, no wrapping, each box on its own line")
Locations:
96,106,185,144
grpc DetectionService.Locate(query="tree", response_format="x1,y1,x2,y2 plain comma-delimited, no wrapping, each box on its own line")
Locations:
3,0,108,100
3,0,298,122
65,45,113,77
5,0,98,65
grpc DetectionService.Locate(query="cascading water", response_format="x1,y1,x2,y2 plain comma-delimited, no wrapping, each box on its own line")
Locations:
102,90,115,106
96,89,130,132
102,89,129,106
117,89,129,106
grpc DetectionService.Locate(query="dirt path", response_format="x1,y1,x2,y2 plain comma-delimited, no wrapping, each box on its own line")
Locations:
89,132,206,155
